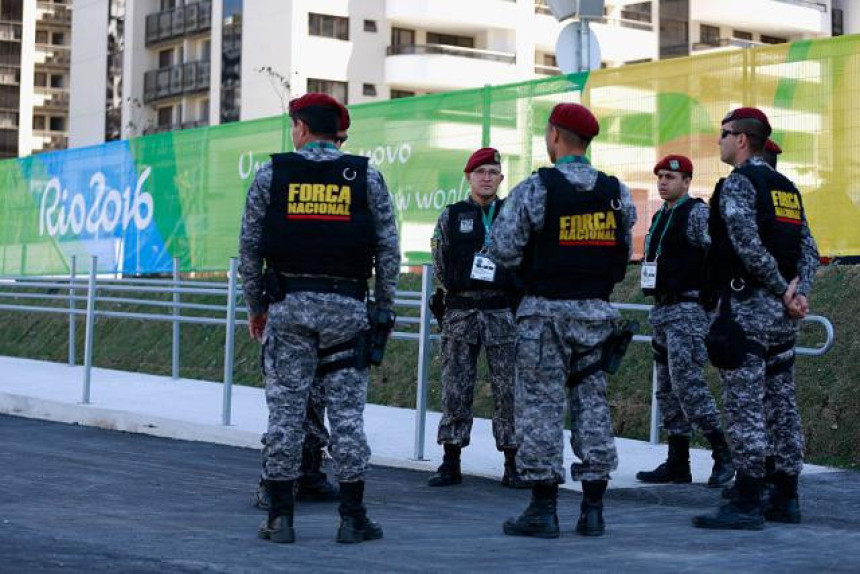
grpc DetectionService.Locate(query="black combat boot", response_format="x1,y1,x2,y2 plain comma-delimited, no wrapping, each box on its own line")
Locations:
636,435,692,484
296,447,339,502
501,448,529,489
764,471,801,524
257,480,296,543
721,455,775,503
336,481,383,544
576,480,608,536
705,430,735,487
252,477,271,510
427,444,462,487
693,473,765,530
503,481,560,538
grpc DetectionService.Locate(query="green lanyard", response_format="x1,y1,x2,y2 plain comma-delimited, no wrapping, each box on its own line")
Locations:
480,201,497,249
302,141,338,151
555,154,590,165
645,195,689,261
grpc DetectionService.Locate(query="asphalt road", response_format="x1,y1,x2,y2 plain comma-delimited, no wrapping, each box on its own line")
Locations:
1,415,858,573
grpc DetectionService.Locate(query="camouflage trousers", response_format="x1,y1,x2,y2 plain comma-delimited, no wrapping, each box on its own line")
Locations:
515,314,619,483
719,326,802,478
260,375,329,469
652,307,721,437
437,307,517,450
262,292,371,483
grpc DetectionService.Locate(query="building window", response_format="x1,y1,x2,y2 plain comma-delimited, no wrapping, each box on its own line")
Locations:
51,32,66,46
760,34,787,45
199,99,209,122
33,115,46,130
542,54,557,67
157,106,173,127
363,20,377,33
426,32,474,48
201,39,211,61
390,89,415,99
621,2,652,23
159,49,174,69
833,8,844,36
307,78,348,104
36,30,49,44
34,72,47,87
391,27,415,47
161,0,176,11
49,74,64,88
732,30,752,41
308,13,349,41
362,83,377,96
700,24,720,46
49,116,66,132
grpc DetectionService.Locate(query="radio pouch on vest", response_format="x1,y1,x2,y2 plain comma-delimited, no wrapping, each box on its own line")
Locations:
705,291,750,370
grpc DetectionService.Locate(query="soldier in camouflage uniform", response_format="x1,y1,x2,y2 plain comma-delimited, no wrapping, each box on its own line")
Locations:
252,107,356,511
636,155,734,488
693,107,818,530
239,93,400,544
427,147,524,489
489,103,637,539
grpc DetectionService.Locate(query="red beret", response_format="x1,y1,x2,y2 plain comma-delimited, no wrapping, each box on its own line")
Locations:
722,107,772,137
654,154,693,176
338,105,350,131
289,93,342,116
464,147,501,173
549,103,599,138
764,139,782,155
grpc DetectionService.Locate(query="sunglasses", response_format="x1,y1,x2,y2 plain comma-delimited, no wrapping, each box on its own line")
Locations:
720,129,745,139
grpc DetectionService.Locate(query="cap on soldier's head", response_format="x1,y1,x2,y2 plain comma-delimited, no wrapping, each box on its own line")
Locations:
464,147,502,173
654,154,693,177
548,103,599,138
722,107,772,137
289,92,342,115
764,139,782,155
338,104,350,131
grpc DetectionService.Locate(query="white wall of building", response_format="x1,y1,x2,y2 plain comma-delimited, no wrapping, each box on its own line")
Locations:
239,0,293,121
69,0,109,149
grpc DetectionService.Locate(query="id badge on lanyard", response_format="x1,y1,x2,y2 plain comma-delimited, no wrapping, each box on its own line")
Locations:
470,251,497,282
640,262,658,290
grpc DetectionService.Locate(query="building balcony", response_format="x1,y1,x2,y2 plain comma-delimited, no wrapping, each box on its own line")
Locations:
143,60,211,105
143,120,208,136
0,22,22,42
32,129,68,152
34,44,71,68
690,0,828,36
693,37,765,53
386,0,520,33
145,0,212,47
36,1,72,26
534,64,561,76
34,87,70,109
386,44,519,90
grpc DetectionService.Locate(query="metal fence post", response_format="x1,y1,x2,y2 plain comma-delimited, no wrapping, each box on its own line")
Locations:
68,255,76,366
222,258,238,425
82,256,97,404
172,258,180,379
649,363,660,445
413,264,433,460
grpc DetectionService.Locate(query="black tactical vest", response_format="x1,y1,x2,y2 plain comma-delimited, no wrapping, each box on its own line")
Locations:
443,198,517,293
707,163,803,288
522,168,628,300
642,197,706,297
261,152,375,279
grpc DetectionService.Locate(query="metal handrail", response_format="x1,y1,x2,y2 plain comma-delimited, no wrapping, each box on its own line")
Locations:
0,260,836,456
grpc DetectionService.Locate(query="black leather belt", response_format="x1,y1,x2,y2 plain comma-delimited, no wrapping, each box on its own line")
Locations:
446,295,511,310
281,276,367,301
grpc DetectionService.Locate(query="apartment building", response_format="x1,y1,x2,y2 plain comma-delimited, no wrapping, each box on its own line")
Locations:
68,0,854,150
1,0,72,159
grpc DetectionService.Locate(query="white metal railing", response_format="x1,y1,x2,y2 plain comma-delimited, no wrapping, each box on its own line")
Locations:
0,260,835,458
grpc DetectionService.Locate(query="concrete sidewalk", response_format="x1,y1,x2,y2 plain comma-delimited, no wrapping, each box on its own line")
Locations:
0,355,832,491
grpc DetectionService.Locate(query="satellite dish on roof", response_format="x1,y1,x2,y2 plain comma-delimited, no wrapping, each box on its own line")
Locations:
556,21,602,73
547,0,606,21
